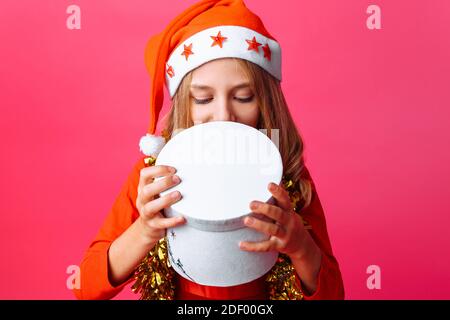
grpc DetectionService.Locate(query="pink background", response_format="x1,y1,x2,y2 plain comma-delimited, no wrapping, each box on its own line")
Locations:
1,0,449,299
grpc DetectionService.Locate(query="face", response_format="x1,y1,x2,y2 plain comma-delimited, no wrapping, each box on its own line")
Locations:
189,58,260,128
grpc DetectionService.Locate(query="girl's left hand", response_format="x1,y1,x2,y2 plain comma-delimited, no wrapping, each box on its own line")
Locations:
239,182,310,259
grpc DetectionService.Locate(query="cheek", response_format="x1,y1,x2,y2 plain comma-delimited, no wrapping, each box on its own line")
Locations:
190,105,208,123
235,103,260,127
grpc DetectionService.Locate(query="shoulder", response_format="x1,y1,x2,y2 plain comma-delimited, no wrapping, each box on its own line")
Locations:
120,156,148,193
132,156,148,175
300,164,315,189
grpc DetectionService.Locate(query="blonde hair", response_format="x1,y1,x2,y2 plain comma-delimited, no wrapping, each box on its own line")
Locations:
162,58,313,210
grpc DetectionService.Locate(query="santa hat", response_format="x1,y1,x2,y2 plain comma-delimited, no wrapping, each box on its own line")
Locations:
139,0,282,156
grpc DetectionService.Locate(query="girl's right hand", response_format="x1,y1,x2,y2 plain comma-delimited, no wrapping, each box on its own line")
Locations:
135,165,185,246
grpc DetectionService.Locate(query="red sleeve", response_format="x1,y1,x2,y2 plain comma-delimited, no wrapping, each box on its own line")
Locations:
294,167,345,300
73,157,146,300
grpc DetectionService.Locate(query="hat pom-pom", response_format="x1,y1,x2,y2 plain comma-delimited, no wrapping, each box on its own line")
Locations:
139,134,166,157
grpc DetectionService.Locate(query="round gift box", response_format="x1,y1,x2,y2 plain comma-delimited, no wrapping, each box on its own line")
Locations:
155,121,283,286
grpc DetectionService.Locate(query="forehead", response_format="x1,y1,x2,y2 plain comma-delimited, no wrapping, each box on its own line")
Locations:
190,58,250,89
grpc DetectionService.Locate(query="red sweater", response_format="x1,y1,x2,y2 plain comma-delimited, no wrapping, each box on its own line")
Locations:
73,157,345,300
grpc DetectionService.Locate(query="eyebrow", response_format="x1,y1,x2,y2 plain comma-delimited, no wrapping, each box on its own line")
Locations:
190,83,252,90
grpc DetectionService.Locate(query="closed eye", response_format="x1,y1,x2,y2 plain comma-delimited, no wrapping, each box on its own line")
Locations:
192,95,255,105
234,95,254,103
193,97,213,105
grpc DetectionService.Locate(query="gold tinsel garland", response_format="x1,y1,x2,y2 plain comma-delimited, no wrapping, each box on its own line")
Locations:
131,156,310,300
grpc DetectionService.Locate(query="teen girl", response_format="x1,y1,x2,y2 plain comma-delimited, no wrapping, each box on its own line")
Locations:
74,0,344,300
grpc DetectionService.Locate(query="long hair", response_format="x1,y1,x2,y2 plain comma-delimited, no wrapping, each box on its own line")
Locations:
161,58,312,209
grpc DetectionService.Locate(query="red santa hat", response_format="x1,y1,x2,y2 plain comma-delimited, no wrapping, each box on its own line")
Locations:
139,0,282,156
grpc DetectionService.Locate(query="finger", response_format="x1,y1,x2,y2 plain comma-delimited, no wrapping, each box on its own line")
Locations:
244,216,286,238
141,210,164,222
149,215,186,230
239,239,277,252
142,191,182,219
140,174,181,204
268,182,292,212
138,165,176,190
249,201,286,225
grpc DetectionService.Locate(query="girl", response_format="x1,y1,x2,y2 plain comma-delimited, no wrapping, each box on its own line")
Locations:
74,0,344,300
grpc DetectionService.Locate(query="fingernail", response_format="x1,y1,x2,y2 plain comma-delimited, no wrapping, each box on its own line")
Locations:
172,175,180,183
245,217,254,225
169,167,176,173
269,183,277,191
250,201,259,209
171,191,180,199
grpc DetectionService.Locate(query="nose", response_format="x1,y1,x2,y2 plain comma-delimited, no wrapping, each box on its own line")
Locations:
213,96,236,122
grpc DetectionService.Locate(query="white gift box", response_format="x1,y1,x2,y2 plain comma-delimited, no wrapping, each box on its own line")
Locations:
155,121,283,286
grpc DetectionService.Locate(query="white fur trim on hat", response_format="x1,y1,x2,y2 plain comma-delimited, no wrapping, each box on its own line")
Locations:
139,134,166,157
165,25,282,97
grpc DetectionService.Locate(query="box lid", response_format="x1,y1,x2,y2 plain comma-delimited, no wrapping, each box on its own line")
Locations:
156,121,283,232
